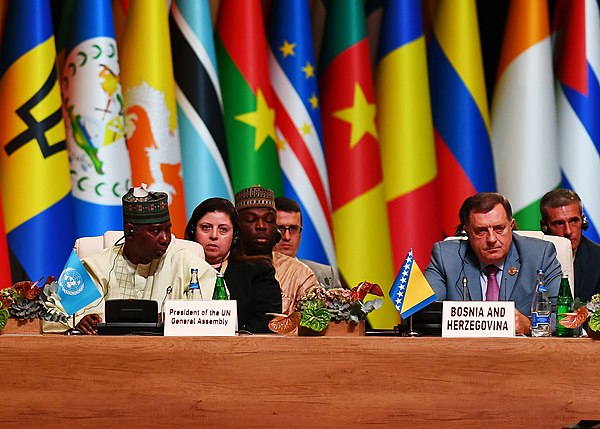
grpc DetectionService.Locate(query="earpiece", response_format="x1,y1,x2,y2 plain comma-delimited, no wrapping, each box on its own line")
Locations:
275,229,282,244
126,228,134,237
232,230,240,245
582,213,589,231
540,220,548,234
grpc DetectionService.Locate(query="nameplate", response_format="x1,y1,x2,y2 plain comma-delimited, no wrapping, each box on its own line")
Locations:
164,300,237,336
442,301,515,338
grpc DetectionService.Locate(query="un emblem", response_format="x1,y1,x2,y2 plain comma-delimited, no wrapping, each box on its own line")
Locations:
59,268,84,296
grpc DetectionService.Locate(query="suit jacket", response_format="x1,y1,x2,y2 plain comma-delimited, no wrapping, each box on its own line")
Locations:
300,259,343,289
424,233,562,317
224,259,282,334
574,236,600,302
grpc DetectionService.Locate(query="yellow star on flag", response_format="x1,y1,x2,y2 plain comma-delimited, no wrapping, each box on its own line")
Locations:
332,83,378,148
300,123,311,136
279,40,296,58
302,61,315,78
308,94,319,110
235,89,278,151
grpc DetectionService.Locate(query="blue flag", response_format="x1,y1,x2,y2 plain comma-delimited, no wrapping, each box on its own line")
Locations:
267,0,335,266
389,249,437,319
57,249,102,316
170,0,233,217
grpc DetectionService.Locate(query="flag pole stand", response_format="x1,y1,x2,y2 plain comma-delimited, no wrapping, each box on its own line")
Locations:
407,315,420,337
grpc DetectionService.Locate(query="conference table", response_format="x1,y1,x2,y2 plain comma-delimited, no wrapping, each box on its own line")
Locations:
1,334,597,428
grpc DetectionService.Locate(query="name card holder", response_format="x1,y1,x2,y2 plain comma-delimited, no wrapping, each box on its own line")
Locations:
442,301,515,338
164,300,237,336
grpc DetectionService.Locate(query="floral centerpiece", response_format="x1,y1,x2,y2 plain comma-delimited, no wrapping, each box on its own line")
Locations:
268,281,384,334
0,277,68,332
559,293,600,336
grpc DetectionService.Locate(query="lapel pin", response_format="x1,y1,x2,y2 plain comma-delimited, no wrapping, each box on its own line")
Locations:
508,267,518,276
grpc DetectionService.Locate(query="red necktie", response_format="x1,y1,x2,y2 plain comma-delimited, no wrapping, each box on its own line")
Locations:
485,265,500,301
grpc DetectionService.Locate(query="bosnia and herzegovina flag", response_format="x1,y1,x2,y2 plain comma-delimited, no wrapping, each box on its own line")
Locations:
216,0,283,195
170,0,233,218
121,0,187,237
267,0,335,266
428,0,496,236
555,0,600,242
0,0,76,281
61,0,132,238
389,249,436,319
376,0,442,270
319,0,396,329
491,0,559,230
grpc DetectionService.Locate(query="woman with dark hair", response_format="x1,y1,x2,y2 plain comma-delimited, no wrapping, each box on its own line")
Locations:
185,198,282,333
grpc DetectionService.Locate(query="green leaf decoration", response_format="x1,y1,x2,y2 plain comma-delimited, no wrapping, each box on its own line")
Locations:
300,306,331,332
589,309,600,332
0,308,9,331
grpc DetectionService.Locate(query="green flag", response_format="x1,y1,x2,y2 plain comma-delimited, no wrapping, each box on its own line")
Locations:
216,0,283,194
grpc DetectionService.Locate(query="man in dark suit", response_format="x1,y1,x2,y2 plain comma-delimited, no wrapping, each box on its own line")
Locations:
540,189,600,302
425,192,562,335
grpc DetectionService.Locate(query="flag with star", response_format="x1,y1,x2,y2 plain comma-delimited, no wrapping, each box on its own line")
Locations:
389,249,437,319
0,0,76,280
319,0,396,329
267,0,335,266
216,0,283,194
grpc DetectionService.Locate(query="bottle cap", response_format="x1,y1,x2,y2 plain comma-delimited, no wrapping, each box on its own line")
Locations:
191,268,198,273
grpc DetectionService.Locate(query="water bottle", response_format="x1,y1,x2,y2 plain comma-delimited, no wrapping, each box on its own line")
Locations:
531,269,551,337
212,272,228,300
186,268,200,299
556,274,574,337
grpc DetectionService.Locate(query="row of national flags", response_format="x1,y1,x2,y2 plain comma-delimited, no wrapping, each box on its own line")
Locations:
0,0,599,329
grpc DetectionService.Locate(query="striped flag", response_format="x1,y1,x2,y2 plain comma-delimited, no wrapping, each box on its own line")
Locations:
121,0,187,237
170,0,233,218
61,0,132,238
267,0,335,266
376,0,442,270
491,0,559,230
389,249,437,319
216,0,283,195
0,0,76,280
555,0,600,242
428,0,496,236
319,0,396,329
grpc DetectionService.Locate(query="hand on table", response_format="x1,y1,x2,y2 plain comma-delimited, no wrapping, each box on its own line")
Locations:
76,314,102,335
514,310,531,336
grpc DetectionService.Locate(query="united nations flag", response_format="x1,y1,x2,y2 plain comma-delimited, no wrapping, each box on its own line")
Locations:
56,250,101,316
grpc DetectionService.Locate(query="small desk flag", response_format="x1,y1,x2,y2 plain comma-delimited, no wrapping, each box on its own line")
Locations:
389,249,437,319
57,250,102,316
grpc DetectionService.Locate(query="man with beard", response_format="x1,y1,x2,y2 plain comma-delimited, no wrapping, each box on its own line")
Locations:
234,185,318,315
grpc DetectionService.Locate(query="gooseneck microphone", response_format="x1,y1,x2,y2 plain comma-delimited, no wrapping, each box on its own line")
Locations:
462,276,468,301
159,286,173,325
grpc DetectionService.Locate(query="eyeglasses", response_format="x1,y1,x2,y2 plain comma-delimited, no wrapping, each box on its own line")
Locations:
277,225,303,235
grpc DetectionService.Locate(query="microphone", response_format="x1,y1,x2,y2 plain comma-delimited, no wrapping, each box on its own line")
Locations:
462,276,468,301
159,286,173,325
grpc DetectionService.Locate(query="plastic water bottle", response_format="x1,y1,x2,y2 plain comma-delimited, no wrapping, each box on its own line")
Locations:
186,268,200,299
531,269,551,337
